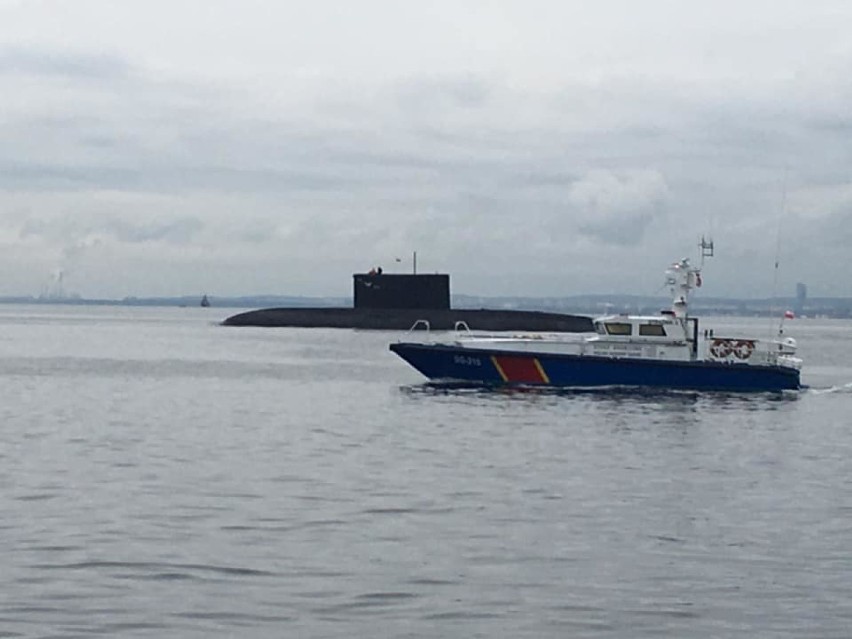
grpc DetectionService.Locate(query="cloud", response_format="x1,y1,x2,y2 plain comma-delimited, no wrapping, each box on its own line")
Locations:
1,3,852,297
19,212,203,246
0,45,131,80
101,217,203,244
569,170,669,246
395,74,493,112
62,237,102,263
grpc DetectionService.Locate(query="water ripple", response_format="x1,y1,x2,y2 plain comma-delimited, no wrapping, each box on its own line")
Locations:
32,561,275,578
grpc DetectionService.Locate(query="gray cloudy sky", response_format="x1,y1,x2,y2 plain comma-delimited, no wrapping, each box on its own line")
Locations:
2,0,851,299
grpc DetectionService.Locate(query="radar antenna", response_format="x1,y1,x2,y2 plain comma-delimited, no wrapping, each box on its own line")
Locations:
699,236,714,266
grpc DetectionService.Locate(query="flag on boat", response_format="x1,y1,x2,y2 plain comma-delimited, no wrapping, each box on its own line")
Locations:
784,310,795,319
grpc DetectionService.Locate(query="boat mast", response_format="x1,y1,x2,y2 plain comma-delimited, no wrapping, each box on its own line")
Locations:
665,237,713,320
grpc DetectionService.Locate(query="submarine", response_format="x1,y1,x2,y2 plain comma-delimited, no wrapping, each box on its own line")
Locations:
222,271,593,332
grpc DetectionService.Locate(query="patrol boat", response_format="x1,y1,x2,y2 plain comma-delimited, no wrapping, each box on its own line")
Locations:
389,242,803,392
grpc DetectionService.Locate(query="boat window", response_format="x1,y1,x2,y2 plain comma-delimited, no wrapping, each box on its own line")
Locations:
604,322,632,336
594,322,606,335
639,323,667,336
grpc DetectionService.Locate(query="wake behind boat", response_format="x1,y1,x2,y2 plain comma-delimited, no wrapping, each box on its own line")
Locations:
389,242,803,392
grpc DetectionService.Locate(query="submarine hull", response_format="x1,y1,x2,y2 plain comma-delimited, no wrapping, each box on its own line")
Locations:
221,307,593,332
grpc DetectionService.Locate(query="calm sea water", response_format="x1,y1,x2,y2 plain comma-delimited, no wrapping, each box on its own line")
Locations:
1,305,851,638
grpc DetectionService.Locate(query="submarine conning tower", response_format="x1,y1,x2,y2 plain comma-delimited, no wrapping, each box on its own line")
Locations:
353,273,450,310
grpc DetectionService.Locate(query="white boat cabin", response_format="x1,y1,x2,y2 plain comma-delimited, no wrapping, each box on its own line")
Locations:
587,312,694,361
587,313,799,368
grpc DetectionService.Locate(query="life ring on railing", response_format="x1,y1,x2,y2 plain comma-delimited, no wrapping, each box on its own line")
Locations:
709,338,732,358
733,340,754,360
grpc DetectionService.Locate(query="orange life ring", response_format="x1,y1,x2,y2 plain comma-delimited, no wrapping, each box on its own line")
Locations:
733,340,754,360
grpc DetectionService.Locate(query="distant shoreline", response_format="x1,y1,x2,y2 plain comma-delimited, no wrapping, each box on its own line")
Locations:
2,295,850,319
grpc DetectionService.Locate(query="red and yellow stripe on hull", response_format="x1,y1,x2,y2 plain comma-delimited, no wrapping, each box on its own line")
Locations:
490,355,550,384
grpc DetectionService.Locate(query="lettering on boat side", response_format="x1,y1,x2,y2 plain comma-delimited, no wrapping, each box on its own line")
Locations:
594,343,643,356
453,355,482,366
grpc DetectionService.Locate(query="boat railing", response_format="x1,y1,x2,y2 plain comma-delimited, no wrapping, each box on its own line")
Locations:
408,319,431,332
405,319,475,333
701,335,799,367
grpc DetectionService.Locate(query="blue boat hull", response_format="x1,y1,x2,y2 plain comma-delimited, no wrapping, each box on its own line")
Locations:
389,343,801,392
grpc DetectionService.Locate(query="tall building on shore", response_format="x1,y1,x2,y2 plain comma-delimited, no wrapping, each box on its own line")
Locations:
794,282,807,316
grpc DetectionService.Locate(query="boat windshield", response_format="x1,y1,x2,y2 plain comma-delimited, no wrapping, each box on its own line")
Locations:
604,322,632,336
639,323,667,336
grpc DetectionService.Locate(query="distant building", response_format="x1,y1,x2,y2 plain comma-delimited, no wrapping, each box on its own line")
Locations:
795,282,807,316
